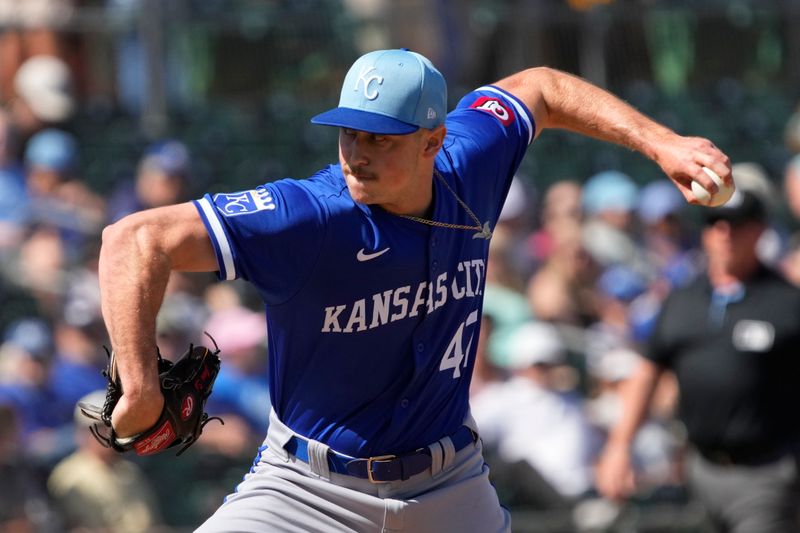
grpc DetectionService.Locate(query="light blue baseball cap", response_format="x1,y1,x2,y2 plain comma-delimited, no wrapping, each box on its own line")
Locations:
24,128,78,172
311,49,447,135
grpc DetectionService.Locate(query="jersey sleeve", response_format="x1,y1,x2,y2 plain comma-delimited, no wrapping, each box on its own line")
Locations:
193,178,327,305
441,86,535,223
447,86,534,167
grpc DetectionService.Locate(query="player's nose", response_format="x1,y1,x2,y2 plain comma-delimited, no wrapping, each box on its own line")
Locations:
348,135,370,166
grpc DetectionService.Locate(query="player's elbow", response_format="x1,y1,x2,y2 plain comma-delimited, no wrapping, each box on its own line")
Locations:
101,211,161,258
503,66,560,92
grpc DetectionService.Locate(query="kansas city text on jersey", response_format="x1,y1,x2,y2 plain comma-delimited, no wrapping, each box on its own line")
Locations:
321,258,485,333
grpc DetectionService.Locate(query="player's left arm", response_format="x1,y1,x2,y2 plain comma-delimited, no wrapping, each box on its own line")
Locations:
494,67,731,203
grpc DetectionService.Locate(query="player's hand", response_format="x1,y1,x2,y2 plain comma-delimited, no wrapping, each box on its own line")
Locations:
595,443,636,502
111,391,165,438
652,133,732,204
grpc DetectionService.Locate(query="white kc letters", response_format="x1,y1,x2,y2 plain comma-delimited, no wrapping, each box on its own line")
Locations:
355,65,383,100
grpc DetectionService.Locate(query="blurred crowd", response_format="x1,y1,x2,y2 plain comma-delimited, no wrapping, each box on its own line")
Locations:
0,20,271,527
470,156,800,530
2,3,800,532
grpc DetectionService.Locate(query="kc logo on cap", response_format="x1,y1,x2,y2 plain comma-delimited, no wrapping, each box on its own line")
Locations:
355,66,383,100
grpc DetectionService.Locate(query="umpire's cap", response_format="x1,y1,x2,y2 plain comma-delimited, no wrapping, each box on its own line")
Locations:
702,189,766,226
311,49,447,135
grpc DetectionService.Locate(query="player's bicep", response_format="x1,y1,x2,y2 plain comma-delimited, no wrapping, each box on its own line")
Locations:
166,202,219,272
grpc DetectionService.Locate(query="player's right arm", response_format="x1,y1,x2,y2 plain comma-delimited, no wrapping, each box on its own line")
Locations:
98,202,217,437
594,357,663,501
494,67,731,203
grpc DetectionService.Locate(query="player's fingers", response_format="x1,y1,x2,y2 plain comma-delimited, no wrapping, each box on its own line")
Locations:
668,164,710,204
693,152,732,187
111,394,164,438
687,163,719,194
687,137,732,182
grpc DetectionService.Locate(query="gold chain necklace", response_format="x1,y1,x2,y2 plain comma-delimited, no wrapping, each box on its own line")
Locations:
397,169,493,240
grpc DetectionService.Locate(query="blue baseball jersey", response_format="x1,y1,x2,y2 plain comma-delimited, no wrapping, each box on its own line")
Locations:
194,86,534,457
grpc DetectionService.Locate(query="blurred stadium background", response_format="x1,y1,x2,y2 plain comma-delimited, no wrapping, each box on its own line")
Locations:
1,0,800,532
35,0,800,196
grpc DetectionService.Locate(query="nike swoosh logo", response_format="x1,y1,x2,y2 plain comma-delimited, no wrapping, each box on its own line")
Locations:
357,247,390,262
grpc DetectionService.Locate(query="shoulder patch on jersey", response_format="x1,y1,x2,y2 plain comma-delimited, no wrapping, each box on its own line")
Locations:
214,186,276,217
469,96,515,126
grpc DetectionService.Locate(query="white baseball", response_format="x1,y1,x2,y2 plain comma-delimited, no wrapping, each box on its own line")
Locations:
692,167,735,207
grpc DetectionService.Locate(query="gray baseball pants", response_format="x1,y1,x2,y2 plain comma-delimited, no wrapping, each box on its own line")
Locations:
195,410,511,532
686,448,800,533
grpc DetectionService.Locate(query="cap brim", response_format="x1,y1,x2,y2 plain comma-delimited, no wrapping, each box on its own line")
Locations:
311,107,419,135
703,211,762,226
701,192,766,225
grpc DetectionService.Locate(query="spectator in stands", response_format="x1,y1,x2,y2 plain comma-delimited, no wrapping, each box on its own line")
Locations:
23,128,105,258
584,264,648,371
580,170,644,271
0,0,76,100
472,320,599,504
528,179,583,265
8,54,77,140
527,220,598,327
48,390,163,533
0,403,59,531
490,175,538,283
14,225,67,316
636,179,699,285
483,240,535,367
0,109,27,253
586,348,682,499
108,139,191,223
201,298,270,457
154,271,209,359
632,180,702,341
0,317,74,463
469,313,507,397
596,190,800,532
48,318,108,425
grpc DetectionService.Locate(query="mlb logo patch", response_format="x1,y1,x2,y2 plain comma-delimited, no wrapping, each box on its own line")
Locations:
214,186,276,217
470,96,515,126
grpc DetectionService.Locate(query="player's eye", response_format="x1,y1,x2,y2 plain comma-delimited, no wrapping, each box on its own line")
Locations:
372,134,387,143
341,128,357,137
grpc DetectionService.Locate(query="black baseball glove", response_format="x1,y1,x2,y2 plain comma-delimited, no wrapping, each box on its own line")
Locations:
79,335,222,456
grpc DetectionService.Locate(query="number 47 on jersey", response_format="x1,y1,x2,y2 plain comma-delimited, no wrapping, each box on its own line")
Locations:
439,310,479,379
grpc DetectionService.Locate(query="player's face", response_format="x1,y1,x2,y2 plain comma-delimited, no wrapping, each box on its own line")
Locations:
338,127,444,216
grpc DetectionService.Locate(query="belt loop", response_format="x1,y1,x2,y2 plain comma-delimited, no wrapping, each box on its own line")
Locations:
307,440,331,479
439,435,456,472
428,441,444,478
267,409,292,462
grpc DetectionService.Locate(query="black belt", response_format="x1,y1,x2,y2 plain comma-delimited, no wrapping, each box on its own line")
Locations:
697,444,794,467
285,426,477,483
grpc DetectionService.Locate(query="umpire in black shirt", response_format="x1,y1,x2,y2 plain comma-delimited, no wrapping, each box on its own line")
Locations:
596,188,800,532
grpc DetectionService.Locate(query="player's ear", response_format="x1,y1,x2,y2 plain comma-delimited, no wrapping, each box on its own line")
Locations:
422,125,446,158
